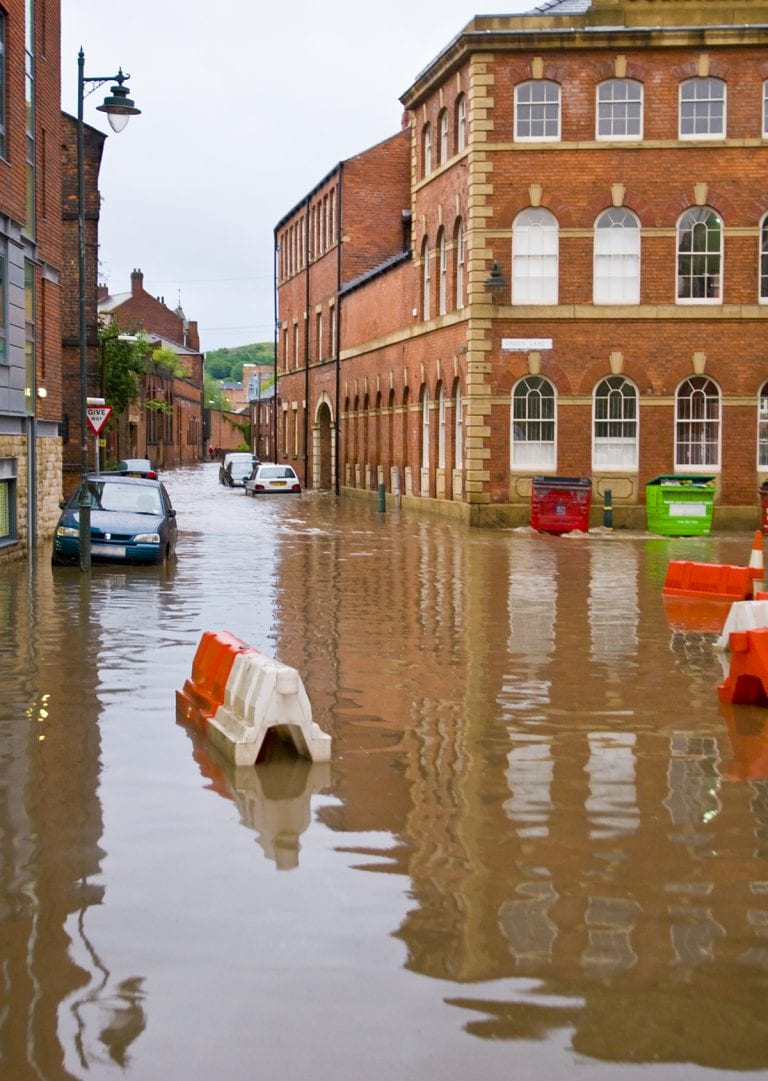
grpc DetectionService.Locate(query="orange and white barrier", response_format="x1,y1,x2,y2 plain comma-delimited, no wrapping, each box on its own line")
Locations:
177,631,331,765
207,651,331,765
715,600,768,650
718,627,768,706
750,530,765,596
176,630,256,732
662,560,757,602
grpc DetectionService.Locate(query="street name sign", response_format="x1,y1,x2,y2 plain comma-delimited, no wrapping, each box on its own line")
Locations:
502,338,553,352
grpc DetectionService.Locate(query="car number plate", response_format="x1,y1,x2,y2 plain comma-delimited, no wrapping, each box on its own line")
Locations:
272,481,286,487
91,543,126,557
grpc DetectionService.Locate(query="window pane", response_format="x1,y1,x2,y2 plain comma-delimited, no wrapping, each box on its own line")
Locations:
680,78,726,137
516,81,560,140
677,208,722,301
597,79,643,139
513,209,558,304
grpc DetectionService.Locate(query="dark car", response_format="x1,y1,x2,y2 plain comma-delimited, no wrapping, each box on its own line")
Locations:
244,463,301,495
52,475,177,566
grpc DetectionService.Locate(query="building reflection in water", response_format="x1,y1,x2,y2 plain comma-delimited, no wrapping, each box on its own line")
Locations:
272,515,768,1069
0,558,146,1077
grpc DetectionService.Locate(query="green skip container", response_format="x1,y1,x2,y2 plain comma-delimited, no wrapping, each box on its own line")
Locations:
645,474,716,536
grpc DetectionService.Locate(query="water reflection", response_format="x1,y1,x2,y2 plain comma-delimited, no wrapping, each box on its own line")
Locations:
3,468,768,1079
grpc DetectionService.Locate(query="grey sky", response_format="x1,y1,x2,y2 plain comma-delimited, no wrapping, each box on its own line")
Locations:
61,1,529,354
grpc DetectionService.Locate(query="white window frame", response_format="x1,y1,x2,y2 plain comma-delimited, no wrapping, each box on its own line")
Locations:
455,224,465,310
438,109,449,165
456,94,467,152
512,208,559,305
454,382,463,469
760,214,768,304
438,230,447,315
421,387,430,470
758,382,768,469
679,77,726,139
421,238,431,321
511,376,557,470
438,384,446,469
592,376,639,470
515,80,561,142
676,207,723,305
422,123,432,176
675,376,721,471
593,208,641,304
596,78,643,140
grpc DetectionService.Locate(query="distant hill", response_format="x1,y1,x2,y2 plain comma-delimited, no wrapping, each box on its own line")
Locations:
205,342,274,382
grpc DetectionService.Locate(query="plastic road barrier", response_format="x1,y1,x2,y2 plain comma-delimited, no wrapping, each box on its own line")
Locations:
718,627,768,706
662,561,757,602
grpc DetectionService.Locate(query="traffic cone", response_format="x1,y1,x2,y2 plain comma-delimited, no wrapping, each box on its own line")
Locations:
750,529,765,597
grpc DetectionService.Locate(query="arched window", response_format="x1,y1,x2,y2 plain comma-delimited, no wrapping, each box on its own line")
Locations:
758,382,768,467
512,208,558,304
422,123,432,176
679,77,726,138
455,94,467,152
454,381,463,469
438,109,449,164
760,213,768,303
596,78,643,140
421,237,431,320
511,376,556,469
675,376,721,468
594,208,640,304
455,220,465,310
677,207,722,303
515,80,560,141
437,229,447,315
593,376,638,469
421,386,430,470
437,384,446,469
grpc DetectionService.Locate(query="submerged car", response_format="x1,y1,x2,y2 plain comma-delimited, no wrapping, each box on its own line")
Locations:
219,452,259,486
52,475,177,566
244,463,301,495
111,458,158,479
223,455,260,488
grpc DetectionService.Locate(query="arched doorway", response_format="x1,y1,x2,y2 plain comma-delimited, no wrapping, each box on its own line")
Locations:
315,398,333,490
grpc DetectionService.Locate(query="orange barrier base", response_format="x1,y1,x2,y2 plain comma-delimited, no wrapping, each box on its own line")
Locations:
176,630,257,732
663,560,757,602
718,628,768,706
662,595,733,634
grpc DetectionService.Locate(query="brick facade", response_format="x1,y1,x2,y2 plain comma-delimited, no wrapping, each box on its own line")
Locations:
275,0,768,528
0,0,63,560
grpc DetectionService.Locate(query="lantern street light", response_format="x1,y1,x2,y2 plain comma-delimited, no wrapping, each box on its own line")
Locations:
77,49,140,571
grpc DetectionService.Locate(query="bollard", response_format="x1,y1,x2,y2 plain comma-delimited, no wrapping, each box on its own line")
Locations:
603,487,613,530
378,483,386,513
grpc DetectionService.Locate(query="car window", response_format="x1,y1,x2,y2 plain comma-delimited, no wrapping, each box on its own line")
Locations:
260,467,296,479
78,481,162,514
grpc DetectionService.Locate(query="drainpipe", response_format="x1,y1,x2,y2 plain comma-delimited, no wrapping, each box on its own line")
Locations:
304,195,311,487
334,162,344,497
273,229,279,461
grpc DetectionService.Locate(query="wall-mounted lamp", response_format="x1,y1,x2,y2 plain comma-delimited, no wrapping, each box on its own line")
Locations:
484,261,507,299
37,386,48,399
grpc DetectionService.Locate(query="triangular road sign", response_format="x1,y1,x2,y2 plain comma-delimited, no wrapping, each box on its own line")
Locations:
86,404,113,435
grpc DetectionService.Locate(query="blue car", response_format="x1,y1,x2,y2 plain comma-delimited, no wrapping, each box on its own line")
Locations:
52,474,178,566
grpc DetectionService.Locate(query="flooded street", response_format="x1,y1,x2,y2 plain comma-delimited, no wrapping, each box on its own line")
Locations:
3,462,768,1080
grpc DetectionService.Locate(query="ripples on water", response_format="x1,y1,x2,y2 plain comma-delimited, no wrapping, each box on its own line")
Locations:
1,463,768,1080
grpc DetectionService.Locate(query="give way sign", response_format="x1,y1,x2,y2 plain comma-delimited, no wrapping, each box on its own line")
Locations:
86,404,113,435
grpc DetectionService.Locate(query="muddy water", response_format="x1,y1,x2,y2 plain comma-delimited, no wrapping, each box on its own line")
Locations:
2,462,768,1080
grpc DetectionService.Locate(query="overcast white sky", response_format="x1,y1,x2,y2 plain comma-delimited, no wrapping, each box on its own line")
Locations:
61,1,531,354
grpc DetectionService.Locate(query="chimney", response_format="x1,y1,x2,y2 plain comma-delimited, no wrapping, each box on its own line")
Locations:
130,268,144,296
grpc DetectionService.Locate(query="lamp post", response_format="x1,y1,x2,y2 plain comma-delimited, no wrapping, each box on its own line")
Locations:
77,49,140,571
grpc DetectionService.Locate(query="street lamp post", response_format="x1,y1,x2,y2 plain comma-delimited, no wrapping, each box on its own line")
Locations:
77,48,140,571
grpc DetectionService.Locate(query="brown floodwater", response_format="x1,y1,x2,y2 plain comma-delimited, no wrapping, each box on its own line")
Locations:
2,462,768,1080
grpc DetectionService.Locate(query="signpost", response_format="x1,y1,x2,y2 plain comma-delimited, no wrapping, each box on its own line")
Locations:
86,400,112,475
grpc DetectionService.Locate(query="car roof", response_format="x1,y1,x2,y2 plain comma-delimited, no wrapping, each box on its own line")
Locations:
86,473,161,487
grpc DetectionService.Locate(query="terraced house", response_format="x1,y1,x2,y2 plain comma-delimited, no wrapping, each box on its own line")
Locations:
275,0,768,527
0,0,63,561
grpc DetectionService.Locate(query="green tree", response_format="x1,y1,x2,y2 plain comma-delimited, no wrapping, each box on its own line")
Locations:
100,329,148,417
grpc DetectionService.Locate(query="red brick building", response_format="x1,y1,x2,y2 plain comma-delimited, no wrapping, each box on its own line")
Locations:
276,0,768,528
0,0,63,560
98,269,204,468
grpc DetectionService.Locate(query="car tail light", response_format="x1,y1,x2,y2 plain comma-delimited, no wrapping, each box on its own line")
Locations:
291,484,301,491
255,484,265,491
146,470,157,479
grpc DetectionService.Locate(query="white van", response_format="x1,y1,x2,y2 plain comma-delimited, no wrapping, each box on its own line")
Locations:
219,452,259,487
